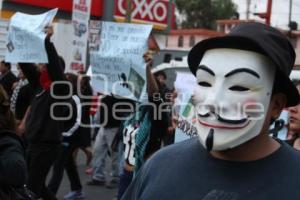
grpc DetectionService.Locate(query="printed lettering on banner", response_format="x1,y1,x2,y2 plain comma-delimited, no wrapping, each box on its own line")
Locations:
69,0,91,72
114,0,169,30
5,8,58,63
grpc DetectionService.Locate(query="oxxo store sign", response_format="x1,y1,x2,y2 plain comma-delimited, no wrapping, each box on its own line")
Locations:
114,0,170,30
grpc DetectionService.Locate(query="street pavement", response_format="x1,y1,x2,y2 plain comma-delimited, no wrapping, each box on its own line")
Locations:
55,151,118,200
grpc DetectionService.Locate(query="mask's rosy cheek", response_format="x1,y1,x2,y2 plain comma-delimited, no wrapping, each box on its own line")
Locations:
243,99,265,120
192,87,203,105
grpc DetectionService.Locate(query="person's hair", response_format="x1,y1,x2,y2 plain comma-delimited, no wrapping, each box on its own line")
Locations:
1,61,11,70
270,69,292,125
78,71,92,95
154,71,167,80
0,85,15,130
65,73,78,95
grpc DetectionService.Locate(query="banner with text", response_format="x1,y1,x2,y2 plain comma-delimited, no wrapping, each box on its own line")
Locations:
90,21,152,101
114,0,170,30
5,8,58,63
174,72,198,143
69,0,91,72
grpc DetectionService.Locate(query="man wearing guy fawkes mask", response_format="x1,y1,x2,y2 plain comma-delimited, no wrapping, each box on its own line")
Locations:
121,23,300,200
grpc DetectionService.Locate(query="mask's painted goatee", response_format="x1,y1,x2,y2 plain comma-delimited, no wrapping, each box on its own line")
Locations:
206,129,214,152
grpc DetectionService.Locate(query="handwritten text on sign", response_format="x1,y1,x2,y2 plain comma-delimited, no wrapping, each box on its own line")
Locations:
5,8,58,63
90,21,152,101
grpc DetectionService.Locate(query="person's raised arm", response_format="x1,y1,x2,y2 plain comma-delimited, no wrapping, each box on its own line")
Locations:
44,26,65,82
144,52,159,99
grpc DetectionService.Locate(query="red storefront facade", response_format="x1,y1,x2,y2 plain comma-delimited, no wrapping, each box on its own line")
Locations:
2,0,175,31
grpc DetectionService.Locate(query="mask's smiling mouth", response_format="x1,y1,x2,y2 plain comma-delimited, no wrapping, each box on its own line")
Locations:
197,112,250,129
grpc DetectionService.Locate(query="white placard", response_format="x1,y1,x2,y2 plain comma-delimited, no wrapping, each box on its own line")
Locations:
69,0,91,72
90,21,152,101
174,72,198,143
5,8,58,63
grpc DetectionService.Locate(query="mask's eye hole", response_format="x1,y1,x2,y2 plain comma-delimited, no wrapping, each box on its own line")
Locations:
229,85,250,91
198,81,211,87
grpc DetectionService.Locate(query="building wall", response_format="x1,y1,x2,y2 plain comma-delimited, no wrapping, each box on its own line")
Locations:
294,38,300,66
166,34,210,50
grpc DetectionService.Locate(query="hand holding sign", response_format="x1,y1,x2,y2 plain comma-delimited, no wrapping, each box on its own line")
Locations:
143,50,156,68
90,21,152,102
44,25,54,39
5,8,58,63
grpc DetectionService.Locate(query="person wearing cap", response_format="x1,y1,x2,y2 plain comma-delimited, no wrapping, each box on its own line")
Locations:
121,22,300,199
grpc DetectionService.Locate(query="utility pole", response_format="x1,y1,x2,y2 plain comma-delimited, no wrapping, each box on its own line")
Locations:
289,0,292,25
125,0,132,23
254,0,272,25
246,0,251,20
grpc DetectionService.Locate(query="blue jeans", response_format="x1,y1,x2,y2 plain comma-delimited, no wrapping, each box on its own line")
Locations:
92,127,119,181
118,168,133,200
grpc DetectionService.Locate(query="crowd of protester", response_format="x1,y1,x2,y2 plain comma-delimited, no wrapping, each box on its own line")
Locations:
1,22,300,200
0,26,175,200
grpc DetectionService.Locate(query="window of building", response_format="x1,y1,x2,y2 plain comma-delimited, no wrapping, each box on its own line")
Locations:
189,36,195,47
178,35,184,47
164,54,172,63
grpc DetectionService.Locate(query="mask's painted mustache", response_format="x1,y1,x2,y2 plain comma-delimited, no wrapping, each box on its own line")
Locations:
206,128,214,152
198,112,247,125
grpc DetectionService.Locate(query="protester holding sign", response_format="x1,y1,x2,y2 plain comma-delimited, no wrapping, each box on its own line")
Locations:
19,26,68,200
117,52,168,199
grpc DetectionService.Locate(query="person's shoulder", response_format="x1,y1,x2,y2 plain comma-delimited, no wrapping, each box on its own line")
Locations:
276,141,300,169
7,71,17,80
0,131,23,150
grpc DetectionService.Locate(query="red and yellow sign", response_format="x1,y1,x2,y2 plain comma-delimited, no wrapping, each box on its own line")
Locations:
114,0,170,30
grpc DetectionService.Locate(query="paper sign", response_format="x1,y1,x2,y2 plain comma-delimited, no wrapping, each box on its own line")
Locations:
90,21,152,101
69,0,91,72
5,8,58,63
89,20,101,52
174,72,198,143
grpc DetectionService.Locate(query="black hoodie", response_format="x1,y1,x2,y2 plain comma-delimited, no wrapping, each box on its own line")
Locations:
19,38,69,144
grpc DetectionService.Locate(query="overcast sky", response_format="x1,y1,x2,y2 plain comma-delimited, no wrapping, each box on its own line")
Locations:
232,0,300,30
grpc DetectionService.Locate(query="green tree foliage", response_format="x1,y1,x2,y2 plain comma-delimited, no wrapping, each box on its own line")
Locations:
176,0,237,29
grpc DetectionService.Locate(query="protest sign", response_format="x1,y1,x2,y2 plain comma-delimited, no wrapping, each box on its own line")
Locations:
89,20,101,52
90,21,152,101
174,72,198,143
69,0,91,72
5,8,58,63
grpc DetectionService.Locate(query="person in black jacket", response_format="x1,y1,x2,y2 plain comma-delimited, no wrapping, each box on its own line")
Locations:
0,61,18,98
10,64,35,136
0,84,27,193
19,26,68,200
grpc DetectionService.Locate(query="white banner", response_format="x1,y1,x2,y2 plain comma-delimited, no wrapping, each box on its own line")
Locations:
174,72,198,143
69,0,91,73
90,21,152,101
5,8,58,63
